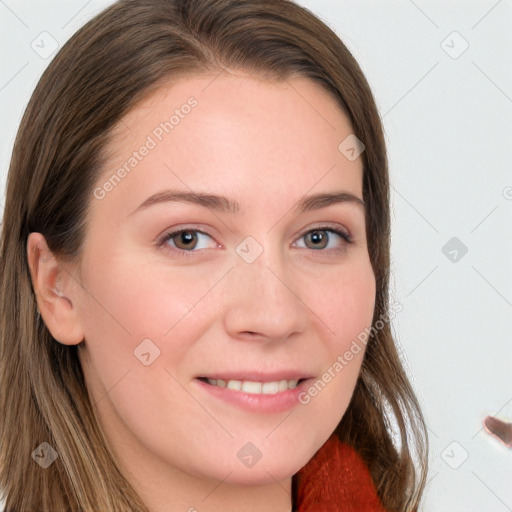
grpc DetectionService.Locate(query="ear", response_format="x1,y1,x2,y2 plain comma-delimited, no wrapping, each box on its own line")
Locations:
26,232,84,346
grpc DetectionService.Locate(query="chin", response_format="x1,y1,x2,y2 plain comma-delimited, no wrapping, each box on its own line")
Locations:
203,442,315,487
216,462,299,487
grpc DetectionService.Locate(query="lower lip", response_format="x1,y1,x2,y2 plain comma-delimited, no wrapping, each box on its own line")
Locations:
194,378,312,413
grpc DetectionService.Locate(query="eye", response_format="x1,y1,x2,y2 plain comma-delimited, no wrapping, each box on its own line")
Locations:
156,225,352,258
159,229,218,254
294,227,352,251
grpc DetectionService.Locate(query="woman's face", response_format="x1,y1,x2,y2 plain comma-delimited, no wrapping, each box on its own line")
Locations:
70,72,375,492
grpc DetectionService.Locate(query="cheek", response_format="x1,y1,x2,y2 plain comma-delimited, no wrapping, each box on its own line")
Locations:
301,256,376,348
332,267,376,345
78,252,226,343
297,257,375,410
75,251,233,410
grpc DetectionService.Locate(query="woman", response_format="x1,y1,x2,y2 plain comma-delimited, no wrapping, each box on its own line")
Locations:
0,0,428,510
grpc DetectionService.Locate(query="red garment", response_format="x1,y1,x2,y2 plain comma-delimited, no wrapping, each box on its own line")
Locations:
293,434,388,511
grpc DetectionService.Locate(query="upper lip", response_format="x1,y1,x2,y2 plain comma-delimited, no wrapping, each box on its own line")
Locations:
197,371,314,382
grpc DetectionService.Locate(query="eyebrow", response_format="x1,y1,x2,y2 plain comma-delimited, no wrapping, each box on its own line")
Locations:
129,189,365,217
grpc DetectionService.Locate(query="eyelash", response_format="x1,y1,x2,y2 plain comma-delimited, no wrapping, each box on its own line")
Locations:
156,225,353,259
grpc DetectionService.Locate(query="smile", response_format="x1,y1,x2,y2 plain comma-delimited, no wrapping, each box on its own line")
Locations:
195,376,312,413
198,377,304,394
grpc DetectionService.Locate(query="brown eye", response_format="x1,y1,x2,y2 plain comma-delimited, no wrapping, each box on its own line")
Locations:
170,230,199,250
304,230,329,249
159,228,219,256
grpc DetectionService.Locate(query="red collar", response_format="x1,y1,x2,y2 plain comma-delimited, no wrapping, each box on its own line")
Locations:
293,434,388,511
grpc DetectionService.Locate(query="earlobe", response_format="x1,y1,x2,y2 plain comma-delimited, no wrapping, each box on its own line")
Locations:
26,232,84,346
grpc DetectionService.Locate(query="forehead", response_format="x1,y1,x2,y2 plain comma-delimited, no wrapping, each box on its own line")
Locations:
95,72,363,220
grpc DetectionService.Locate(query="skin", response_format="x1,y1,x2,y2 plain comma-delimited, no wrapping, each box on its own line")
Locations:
27,72,376,512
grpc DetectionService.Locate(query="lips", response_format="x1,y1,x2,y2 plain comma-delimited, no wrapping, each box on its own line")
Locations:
194,373,314,413
196,370,313,396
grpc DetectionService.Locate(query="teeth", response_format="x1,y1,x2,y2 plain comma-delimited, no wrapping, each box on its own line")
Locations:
262,381,279,394
242,381,261,393
205,378,301,394
226,380,241,391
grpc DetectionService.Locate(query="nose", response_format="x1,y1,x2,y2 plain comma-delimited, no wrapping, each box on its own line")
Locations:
223,245,308,343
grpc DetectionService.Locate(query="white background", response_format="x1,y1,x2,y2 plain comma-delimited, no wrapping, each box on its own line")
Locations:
1,1,511,510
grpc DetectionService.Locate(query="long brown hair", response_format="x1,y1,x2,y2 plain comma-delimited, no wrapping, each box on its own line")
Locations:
0,0,428,510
